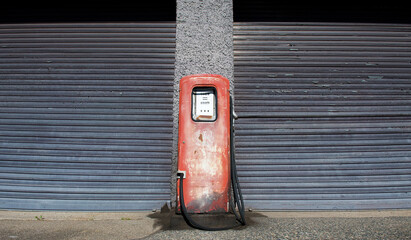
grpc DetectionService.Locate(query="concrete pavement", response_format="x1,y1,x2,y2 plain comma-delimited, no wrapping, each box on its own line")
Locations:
0,211,164,240
1,210,410,240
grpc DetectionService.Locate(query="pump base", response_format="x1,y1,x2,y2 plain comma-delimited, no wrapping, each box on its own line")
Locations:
170,209,238,230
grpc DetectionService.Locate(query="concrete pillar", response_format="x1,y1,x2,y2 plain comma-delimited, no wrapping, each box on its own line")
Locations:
171,0,234,207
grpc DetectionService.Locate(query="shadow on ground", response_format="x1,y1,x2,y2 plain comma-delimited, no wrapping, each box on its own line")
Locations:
146,203,265,232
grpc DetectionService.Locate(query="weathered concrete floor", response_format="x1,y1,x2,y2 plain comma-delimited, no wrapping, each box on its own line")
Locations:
1,210,410,240
147,215,411,240
0,211,163,240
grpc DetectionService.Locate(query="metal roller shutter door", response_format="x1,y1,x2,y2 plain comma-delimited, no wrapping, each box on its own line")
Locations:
0,23,175,211
234,22,411,210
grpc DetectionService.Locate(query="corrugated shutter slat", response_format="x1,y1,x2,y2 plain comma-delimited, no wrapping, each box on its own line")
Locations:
234,22,411,210
0,22,175,211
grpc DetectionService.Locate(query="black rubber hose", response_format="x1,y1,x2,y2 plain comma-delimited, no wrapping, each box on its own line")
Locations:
177,96,246,230
229,96,246,226
178,173,239,231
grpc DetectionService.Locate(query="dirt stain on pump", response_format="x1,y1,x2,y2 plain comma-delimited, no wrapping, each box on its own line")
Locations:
198,133,203,142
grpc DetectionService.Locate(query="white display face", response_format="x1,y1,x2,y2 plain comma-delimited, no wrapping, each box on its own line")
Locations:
192,88,216,121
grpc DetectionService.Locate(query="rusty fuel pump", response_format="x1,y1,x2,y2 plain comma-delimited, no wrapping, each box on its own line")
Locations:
176,74,246,230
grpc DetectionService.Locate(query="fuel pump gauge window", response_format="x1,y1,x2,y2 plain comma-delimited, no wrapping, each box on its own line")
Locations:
192,87,217,121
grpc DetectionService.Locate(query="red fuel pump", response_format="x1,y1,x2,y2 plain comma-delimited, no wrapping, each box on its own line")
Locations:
176,74,246,230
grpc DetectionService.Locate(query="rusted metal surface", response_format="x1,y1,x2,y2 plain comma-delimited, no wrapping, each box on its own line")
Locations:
233,22,411,210
177,75,231,213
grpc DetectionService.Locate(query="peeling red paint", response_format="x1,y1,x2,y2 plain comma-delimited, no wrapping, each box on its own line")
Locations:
177,74,231,214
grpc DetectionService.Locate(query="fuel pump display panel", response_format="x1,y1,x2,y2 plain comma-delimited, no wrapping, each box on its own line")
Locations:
177,74,231,214
192,87,216,121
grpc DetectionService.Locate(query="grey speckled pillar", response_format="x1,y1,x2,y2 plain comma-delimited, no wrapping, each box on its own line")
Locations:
171,0,233,207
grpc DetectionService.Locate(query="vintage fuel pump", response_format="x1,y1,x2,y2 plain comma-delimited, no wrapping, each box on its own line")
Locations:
176,74,246,230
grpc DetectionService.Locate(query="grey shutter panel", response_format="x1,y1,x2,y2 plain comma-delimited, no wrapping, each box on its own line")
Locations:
234,22,411,210
0,23,175,211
